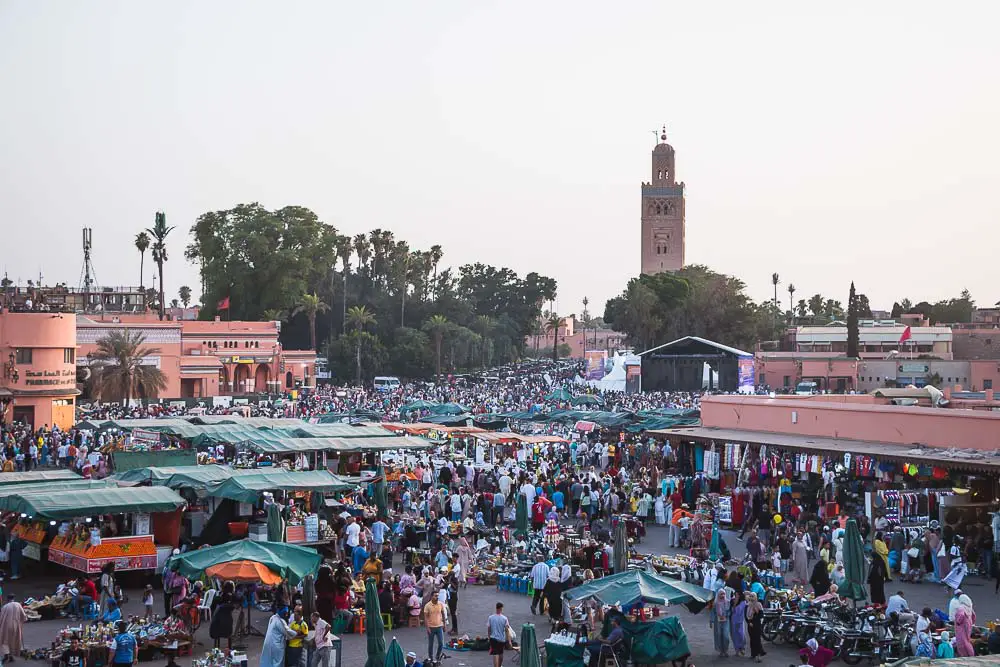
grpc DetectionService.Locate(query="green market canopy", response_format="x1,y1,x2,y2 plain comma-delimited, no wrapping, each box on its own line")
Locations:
165,539,320,585
245,436,428,455
113,465,264,494
0,479,111,498
544,388,574,402
208,469,356,502
399,400,439,413
0,486,186,519
426,403,470,416
0,470,84,484
563,569,712,614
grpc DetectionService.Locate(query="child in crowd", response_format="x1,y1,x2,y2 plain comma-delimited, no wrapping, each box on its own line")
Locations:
143,585,154,620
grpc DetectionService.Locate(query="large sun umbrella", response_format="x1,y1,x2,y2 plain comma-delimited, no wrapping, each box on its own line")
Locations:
166,540,321,586
205,560,282,585
400,400,438,414
385,638,405,667
564,568,712,614
266,501,284,542
429,402,470,415
545,388,573,402
515,493,529,538
841,519,868,602
571,394,604,407
373,465,389,521
613,519,629,573
364,578,386,667
709,524,723,561
520,624,541,667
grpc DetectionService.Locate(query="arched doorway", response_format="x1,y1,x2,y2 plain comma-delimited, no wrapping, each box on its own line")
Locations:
254,364,270,393
219,366,230,394
233,364,252,394
285,371,293,389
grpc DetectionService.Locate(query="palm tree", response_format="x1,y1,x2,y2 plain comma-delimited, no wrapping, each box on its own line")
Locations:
528,319,543,356
178,285,191,308
475,315,493,368
145,212,175,320
335,235,353,333
787,283,796,324
771,273,780,309
88,329,167,404
292,293,331,352
134,232,150,288
423,314,449,382
429,244,443,298
346,305,377,386
545,314,566,362
262,309,285,323
581,296,590,357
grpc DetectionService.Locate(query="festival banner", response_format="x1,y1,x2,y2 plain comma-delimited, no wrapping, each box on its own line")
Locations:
737,355,755,392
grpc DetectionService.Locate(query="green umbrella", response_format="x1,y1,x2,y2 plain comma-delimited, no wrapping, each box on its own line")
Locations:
841,519,868,602
384,638,405,667
400,400,438,414
564,568,712,614
515,493,529,538
165,540,320,586
545,388,573,402
364,578,386,667
374,465,389,521
266,502,284,542
520,623,541,667
571,394,604,407
709,524,723,561
613,520,629,573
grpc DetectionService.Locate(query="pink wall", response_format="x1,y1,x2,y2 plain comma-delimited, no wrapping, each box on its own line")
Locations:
700,394,1000,450
0,311,78,429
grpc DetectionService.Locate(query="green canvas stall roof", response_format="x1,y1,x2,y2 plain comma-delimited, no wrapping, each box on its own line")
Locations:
3,486,186,519
209,470,356,502
0,470,83,485
247,436,427,454
166,539,320,585
287,424,397,438
102,418,197,431
113,465,264,493
564,569,712,613
0,479,111,498
183,416,308,428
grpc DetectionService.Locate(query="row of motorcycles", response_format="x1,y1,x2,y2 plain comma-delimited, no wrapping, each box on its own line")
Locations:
760,597,913,664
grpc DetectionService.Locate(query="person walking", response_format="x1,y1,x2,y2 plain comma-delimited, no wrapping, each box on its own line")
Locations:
730,589,747,656
310,612,333,667
0,595,26,664
710,588,731,658
529,556,549,615
791,531,810,584
954,594,976,657
423,594,446,662
746,592,766,663
487,603,511,667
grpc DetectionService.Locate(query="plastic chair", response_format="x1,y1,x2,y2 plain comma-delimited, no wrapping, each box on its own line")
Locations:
197,588,217,627
83,602,99,621
381,612,393,630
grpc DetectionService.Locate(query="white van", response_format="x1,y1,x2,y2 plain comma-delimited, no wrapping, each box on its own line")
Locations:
373,376,401,392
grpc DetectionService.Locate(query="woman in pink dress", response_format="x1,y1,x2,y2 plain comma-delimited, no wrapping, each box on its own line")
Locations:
953,594,976,657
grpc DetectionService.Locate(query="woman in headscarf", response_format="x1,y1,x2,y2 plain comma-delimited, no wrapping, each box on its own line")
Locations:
830,563,847,589
799,638,834,667
456,537,473,588
544,566,562,622
790,532,809,585
259,607,301,667
314,565,337,623
867,550,888,605
710,587,731,658
914,630,935,657
745,591,765,663
809,559,831,596
873,531,892,582
954,594,976,657
730,587,747,657
654,491,666,525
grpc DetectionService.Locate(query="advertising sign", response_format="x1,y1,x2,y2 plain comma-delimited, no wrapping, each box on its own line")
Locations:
584,350,608,380
737,355,755,393
625,363,641,394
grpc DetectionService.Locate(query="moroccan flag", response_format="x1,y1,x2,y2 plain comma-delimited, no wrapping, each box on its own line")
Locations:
217,296,230,310
898,326,912,343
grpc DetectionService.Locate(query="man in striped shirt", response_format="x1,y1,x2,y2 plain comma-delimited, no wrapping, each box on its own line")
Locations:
530,556,549,615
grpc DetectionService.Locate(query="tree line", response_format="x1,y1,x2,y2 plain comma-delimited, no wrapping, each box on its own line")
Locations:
182,203,558,382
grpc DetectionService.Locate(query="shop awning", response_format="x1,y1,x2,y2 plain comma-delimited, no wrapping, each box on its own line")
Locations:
113,465,263,493
286,424,397,438
652,426,1000,473
2,486,186,519
564,568,712,613
166,540,320,586
0,470,84,485
208,470,356,502
0,479,111,498
246,436,428,455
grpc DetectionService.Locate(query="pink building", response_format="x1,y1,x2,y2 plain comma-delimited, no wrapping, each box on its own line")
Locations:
0,309,79,430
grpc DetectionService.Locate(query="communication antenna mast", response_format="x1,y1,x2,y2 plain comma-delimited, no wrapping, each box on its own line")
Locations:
79,227,98,310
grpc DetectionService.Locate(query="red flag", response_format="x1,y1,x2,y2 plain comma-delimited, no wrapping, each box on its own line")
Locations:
217,296,230,310
898,326,912,343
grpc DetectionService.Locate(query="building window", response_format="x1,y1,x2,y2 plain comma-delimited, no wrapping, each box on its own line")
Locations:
63,348,75,363
14,348,31,364
984,379,993,390
783,375,791,387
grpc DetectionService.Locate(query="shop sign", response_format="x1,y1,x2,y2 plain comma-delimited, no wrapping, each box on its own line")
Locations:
130,429,160,449
230,356,254,364
49,548,157,573
133,513,151,536
23,369,76,387
899,363,930,374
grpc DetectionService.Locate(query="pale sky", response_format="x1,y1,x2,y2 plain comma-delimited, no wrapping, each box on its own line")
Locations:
2,1,998,319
